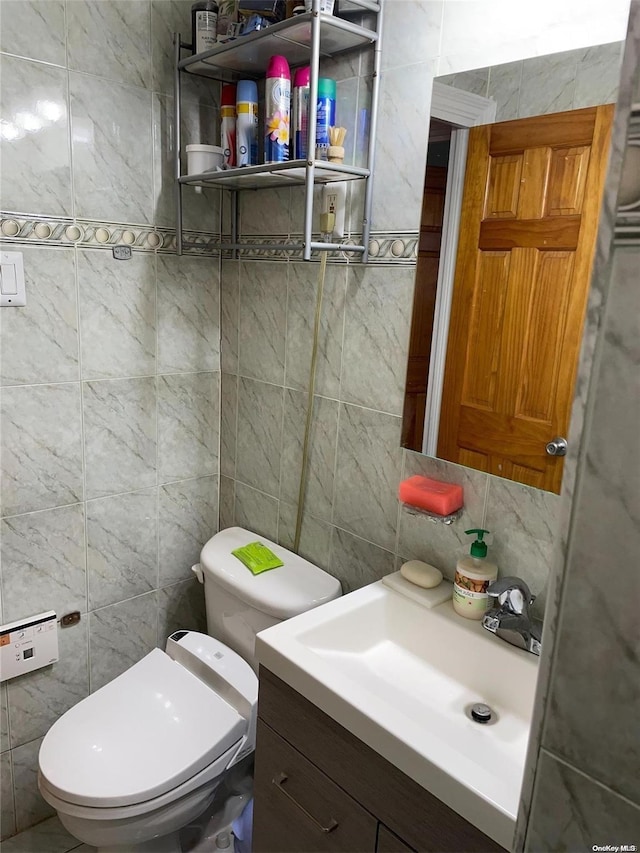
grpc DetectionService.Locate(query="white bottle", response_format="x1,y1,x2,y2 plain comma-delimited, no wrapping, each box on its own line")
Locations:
452,529,498,620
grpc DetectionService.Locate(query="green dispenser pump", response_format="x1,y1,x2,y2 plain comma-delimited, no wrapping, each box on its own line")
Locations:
453,529,498,620
466,528,489,559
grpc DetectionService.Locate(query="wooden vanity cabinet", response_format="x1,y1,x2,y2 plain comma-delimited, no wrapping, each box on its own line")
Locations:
253,668,505,853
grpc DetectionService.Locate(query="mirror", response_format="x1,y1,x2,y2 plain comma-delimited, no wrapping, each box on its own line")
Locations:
401,41,624,494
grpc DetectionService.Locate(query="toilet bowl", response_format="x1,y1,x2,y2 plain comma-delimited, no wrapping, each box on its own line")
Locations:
38,527,342,852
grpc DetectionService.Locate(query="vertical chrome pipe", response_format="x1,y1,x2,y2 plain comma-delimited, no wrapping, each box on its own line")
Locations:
361,1,383,263
173,33,184,255
303,0,322,261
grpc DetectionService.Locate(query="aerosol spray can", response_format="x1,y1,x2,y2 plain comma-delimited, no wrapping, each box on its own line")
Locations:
264,55,291,163
220,83,236,167
292,66,310,159
236,80,258,167
316,77,336,160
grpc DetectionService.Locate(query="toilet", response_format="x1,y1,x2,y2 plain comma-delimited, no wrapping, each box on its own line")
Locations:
38,527,341,853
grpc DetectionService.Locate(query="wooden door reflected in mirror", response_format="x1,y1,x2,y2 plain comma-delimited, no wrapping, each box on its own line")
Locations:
401,48,621,495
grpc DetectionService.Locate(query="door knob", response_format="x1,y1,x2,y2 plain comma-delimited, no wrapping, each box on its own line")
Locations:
546,437,567,457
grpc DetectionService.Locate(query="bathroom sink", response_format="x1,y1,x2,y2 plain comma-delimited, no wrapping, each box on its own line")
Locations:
256,581,539,849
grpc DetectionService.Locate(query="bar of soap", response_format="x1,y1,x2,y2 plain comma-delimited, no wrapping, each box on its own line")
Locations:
398,475,463,516
400,560,443,589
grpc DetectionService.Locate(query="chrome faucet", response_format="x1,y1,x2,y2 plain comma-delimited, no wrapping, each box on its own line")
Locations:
482,577,543,656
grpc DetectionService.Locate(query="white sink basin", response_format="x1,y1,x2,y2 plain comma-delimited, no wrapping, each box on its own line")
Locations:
256,580,539,849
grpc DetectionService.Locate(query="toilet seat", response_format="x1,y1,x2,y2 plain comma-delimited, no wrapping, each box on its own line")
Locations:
39,646,248,809
38,739,239,821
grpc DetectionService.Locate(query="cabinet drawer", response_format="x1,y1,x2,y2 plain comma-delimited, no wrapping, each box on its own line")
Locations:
253,719,378,853
258,668,505,852
377,824,416,852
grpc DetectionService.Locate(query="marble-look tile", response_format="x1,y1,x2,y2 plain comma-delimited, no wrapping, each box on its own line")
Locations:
0,504,86,622
487,60,523,122
7,621,88,749
280,391,338,523
437,68,490,97
526,750,640,852
318,44,362,83
381,1,442,72
221,261,239,374
235,378,284,497
484,477,560,615
151,0,194,96
0,815,80,853
0,751,15,840
70,72,153,224
371,62,435,231
0,685,8,754
158,372,218,483
87,489,158,610
156,254,219,374
397,451,489,581
0,56,71,217
78,249,156,380
0,246,79,386
158,476,218,586
0,0,66,65
233,482,278,541
285,263,346,400
330,527,394,594
1,384,83,517
333,404,403,552
220,372,237,479
573,41,624,109
287,185,323,239
152,91,220,231
542,248,640,804
67,1,152,88
219,476,235,531
238,262,287,385
518,52,577,118
157,579,207,645
83,377,157,499
341,265,414,415
11,738,54,831
89,592,157,692
277,503,332,572
239,189,292,236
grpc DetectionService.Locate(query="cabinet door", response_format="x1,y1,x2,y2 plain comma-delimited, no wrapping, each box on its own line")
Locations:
253,719,378,853
377,824,416,852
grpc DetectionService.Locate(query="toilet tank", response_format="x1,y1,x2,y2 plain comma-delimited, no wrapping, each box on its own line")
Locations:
197,527,342,671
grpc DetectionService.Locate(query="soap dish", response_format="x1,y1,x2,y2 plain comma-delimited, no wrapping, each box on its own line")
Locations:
382,571,453,609
400,504,463,525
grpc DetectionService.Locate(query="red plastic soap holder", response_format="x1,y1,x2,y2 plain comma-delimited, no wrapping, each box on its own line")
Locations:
398,475,464,525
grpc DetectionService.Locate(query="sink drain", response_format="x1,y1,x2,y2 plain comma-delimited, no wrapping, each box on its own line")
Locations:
466,702,498,725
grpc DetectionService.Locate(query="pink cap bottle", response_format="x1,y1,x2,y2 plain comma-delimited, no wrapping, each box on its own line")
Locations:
292,66,310,159
264,55,291,164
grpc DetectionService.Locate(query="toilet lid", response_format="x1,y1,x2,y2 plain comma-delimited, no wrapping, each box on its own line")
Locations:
38,648,246,808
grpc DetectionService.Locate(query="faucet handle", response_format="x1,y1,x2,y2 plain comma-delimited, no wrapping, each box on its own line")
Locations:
487,576,535,615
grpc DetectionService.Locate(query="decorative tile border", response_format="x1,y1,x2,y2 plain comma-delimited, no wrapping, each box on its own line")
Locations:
0,213,221,255
1,213,419,264
219,232,419,263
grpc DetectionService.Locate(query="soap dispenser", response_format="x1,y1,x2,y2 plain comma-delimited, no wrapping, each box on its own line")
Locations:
452,529,498,620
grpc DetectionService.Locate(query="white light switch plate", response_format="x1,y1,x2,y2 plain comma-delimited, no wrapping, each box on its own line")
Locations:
1,250,26,307
0,611,58,681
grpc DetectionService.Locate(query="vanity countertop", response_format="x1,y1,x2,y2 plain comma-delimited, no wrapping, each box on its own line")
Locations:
255,580,539,849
